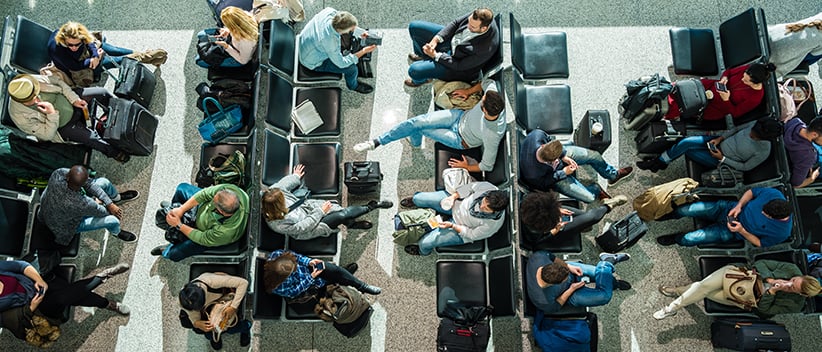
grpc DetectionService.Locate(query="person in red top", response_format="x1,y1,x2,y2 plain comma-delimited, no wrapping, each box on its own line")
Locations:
665,62,775,122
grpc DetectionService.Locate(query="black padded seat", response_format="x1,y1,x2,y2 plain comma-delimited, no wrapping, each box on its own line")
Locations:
433,134,509,191
514,72,573,134
52,264,76,323
263,71,293,132
266,19,296,77
253,257,283,320
198,140,251,188
207,61,258,83
719,8,768,69
436,260,487,317
486,211,513,252
196,219,250,256
0,196,30,257
519,193,583,253
796,192,822,245
261,129,290,186
297,63,342,83
291,143,341,197
288,233,338,256
488,255,516,316
698,256,750,315
743,141,784,185
753,250,806,268
509,13,569,80
257,217,286,252
520,255,587,318
292,87,342,137
30,208,80,258
11,16,52,74
434,238,484,254
669,28,719,76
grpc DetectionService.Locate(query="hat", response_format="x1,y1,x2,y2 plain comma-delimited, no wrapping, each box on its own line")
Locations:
8,74,39,104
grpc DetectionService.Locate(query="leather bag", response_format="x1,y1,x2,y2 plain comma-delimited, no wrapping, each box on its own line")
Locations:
632,177,700,221
722,266,764,311
198,97,244,143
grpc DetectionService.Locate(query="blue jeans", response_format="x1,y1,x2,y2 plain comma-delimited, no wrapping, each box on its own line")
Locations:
195,29,243,68
662,135,719,168
99,41,134,70
76,178,121,235
313,59,360,90
418,228,464,255
552,146,616,203
377,109,464,149
672,200,737,246
408,20,451,85
162,183,222,262
412,190,452,215
566,261,616,307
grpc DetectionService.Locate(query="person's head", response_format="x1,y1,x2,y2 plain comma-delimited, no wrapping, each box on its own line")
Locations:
520,191,562,234
55,22,93,52
807,117,822,145
750,118,784,140
261,188,288,221
536,139,563,163
66,165,89,192
538,258,570,286
213,189,240,217
480,190,509,213
8,74,40,105
772,275,822,296
332,11,358,33
221,6,259,41
743,62,776,86
178,282,206,311
468,8,494,33
481,90,504,121
762,199,792,220
263,251,298,293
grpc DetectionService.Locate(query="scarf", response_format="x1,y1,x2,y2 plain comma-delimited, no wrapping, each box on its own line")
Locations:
468,193,502,220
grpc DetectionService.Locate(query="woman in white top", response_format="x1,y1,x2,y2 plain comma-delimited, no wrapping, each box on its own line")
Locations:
768,12,822,78
196,6,258,68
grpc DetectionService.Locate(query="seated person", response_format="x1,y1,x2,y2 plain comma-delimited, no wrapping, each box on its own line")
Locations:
664,62,774,122
519,191,627,250
195,6,258,68
526,250,631,314
262,164,393,239
768,13,822,77
405,8,498,87
39,165,139,245
519,129,632,203
179,272,251,350
151,183,249,261
299,8,376,94
784,117,822,188
401,181,508,256
654,259,821,320
637,118,783,172
656,187,792,248
7,74,131,162
263,250,381,299
354,78,504,174
0,260,130,344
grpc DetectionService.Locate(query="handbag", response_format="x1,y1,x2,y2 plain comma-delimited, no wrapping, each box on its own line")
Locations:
155,202,196,244
204,298,238,342
700,164,743,188
722,266,764,310
442,168,475,195
392,208,436,246
252,0,289,22
196,34,231,67
198,97,244,143
24,313,61,348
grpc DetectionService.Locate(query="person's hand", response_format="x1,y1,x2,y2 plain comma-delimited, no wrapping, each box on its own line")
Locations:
166,210,182,227
569,281,586,291
562,156,578,169
36,102,56,115
447,155,470,169
812,167,821,181
89,56,100,69
73,99,88,109
218,28,229,37
560,208,574,216
29,291,45,312
727,206,742,219
309,259,324,278
293,164,305,178
107,203,123,220
222,306,237,321
708,137,723,147
423,44,437,58
568,265,583,277
215,41,229,49
718,89,730,101
727,220,743,233
194,320,214,332
719,76,728,85
438,221,454,229
360,31,369,39
425,39,438,50
450,89,470,100
321,201,333,214
563,164,577,175
33,280,48,294
709,147,723,159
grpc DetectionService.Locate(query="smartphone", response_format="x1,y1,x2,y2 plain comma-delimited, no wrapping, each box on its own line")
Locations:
314,262,325,271
207,35,221,43
715,82,728,92
38,287,46,295
727,215,737,223
561,215,573,223
707,142,718,152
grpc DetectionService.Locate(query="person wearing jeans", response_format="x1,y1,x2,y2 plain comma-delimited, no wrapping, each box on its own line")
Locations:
263,250,381,299
179,272,252,350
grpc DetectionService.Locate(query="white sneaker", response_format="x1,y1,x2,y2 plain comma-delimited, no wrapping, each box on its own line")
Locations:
353,140,375,152
653,307,676,320
109,301,130,315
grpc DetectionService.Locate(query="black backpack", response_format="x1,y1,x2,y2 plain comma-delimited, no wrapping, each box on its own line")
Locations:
437,304,493,352
196,79,253,113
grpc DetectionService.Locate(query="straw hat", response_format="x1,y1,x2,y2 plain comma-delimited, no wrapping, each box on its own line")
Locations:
8,74,39,104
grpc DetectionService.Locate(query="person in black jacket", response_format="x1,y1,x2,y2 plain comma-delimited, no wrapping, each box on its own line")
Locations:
405,8,499,87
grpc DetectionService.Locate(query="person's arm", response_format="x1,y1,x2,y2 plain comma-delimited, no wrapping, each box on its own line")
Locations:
271,207,326,238
731,223,761,247
796,167,820,188
450,81,483,100
269,174,303,192
728,189,755,218
322,34,360,68
555,281,585,307
434,13,468,45
211,273,249,309
757,293,805,317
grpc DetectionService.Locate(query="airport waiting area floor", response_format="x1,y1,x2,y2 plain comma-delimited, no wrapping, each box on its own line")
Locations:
2,0,822,351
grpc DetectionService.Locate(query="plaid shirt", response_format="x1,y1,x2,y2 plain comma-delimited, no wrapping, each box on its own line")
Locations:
268,250,325,299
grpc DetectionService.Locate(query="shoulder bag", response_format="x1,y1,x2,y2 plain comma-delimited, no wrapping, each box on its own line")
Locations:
722,266,764,311
198,97,244,144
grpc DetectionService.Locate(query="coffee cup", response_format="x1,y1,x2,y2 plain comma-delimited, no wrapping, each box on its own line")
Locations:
591,122,604,135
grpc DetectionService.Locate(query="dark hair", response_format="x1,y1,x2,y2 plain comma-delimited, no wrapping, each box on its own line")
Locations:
762,199,791,219
520,191,561,233
808,117,822,134
745,62,776,84
263,251,298,293
67,165,89,189
471,8,494,28
179,282,206,311
484,190,509,211
751,118,783,140
540,259,570,284
483,90,504,117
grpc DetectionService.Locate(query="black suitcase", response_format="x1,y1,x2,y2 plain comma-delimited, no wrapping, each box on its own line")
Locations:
573,110,612,154
671,78,707,119
333,306,373,338
111,57,157,108
344,161,382,194
711,319,791,352
102,97,159,156
437,317,490,352
634,120,686,155
595,211,648,253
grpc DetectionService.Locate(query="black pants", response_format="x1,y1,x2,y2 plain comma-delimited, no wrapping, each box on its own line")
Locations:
317,262,367,290
559,205,609,236
60,87,120,158
320,205,371,228
38,276,108,320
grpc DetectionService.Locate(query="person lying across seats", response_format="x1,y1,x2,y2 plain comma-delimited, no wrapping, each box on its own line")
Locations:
263,250,381,300
299,8,377,94
526,250,631,314
0,260,130,346
7,74,131,162
261,164,393,239
768,12,822,77
637,118,783,173
654,259,821,320
354,78,505,174
195,6,258,68
784,117,822,188
664,62,775,123
400,181,508,256
519,191,628,250
404,8,499,88
655,187,792,248
40,165,139,245
179,272,251,350
151,183,249,261
519,129,632,203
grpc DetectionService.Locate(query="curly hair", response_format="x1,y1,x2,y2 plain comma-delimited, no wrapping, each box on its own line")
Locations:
540,258,570,285
762,199,792,219
520,191,561,234
55,21,94,48
484,190,509,211
263,251,298,293
261,188,288,221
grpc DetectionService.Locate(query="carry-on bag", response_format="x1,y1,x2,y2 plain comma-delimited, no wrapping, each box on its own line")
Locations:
533,310,598,352
700,164,743,188
619,73,672,130
635,120,686,154
344,161,382,194
333,306,373,338
437,305,492,352
595,211,648,252
198,97,244,144
573,110,612,154
102,97,159,156
710,319,791,351
105,56,157,108
671,78,707,119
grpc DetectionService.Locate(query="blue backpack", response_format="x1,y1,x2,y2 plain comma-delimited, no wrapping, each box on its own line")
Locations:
533,310,596,352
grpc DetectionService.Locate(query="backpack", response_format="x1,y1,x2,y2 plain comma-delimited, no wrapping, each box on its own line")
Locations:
196,79,253,113
206,150,247,188
632,177,700,221
437,303,493,352
778,78,814,122
392,208,436,246
314,284,371,324
618,73,673,123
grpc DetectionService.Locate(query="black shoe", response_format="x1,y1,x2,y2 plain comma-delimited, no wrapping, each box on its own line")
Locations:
353,81,374,94
349,220,373,229
615,280,632,291
210,337,223,350
344,263,359,275
195,82,210,97
637,158,666,172
240,331,251,347
400,197,416,208
367,200,394,210
404,244,421,256
150,245,166,256
116,190,139,204
656,234,680,246
408,53,424,62
113,152,131,163
115,230,137,242
359,284,382,295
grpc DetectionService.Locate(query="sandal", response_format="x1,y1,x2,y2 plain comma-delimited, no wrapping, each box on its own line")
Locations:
348,220,372,230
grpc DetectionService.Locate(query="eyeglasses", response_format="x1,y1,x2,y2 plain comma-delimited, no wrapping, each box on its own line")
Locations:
65,40,83,48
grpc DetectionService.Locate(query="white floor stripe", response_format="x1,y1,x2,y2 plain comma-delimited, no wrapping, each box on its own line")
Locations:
370,302,387,352
631,327,641,352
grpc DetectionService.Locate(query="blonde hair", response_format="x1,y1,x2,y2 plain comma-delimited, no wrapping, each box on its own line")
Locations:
800,275,822,296
221,6,258,41
55,21,94,47
261,188,288,221
332,11,358,32
785,19,822,33
538,140,563,162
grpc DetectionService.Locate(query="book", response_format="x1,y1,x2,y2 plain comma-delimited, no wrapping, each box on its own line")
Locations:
291,100,323,134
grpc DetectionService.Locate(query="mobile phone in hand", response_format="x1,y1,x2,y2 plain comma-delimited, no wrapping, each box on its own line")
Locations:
561,215,573,223
715,82,727,92
727,215,737,224
207,35,221,43
707,142,718,152
38,287,46,295
314,261,325,271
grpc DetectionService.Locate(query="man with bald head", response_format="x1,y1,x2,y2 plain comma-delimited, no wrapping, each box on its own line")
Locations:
152,183,249,262
39,165,139,246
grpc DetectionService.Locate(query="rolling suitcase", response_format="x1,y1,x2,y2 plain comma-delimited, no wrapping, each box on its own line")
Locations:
436,317,490,352
108,57,157,108
344,161,382,194
635,120,685,155
710,319,791,351
595,211,648,252
573,110,612,154
671,78,707,119
102,97,159,156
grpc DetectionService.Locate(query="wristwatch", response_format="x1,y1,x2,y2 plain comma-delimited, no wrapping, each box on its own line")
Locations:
174,224,182,231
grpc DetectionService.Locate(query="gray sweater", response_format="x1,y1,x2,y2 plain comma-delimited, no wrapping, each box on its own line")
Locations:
39,168,113,245
265,174,342,240
457,79,506,172
451,181,505,242
768,12,822,78
718,120,772,171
